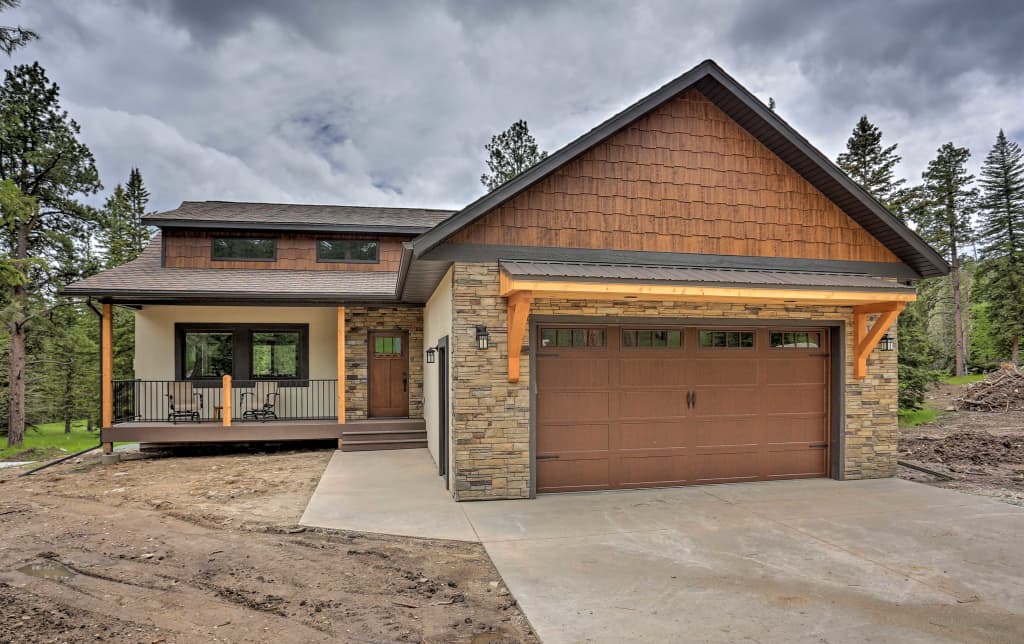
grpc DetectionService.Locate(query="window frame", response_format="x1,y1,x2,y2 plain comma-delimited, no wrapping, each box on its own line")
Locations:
697,328,757,350
620,327,685,350
210,237,277,262
175,323,309,384
316,238,381,264
538,326,608,350
768,329,825,350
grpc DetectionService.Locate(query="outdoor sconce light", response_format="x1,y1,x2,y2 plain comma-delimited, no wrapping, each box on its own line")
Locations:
425,347,436,364
880,334,895,352
475,325,490,350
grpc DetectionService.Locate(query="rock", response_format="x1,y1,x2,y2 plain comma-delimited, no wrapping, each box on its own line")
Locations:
488,581,499,588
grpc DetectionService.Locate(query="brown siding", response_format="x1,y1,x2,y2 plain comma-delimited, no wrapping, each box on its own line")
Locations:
163,231,408,271
450,89,901,264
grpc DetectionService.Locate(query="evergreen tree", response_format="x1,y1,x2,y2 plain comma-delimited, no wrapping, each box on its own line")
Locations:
480,120,548,192
124,167,151,256
0,63,101,447
914,143,977,376
897,299,939,409
975,130,1024,364
0,0,35,55
836,115,905,208
99,184,133,267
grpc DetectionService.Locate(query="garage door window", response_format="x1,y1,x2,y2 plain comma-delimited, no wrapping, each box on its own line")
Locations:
540,328,606,348
622,329,682,348
699,330,755,348
769,331,822,349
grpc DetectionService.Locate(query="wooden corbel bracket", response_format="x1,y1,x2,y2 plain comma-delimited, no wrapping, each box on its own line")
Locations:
852,302,905,379
506,291,533,383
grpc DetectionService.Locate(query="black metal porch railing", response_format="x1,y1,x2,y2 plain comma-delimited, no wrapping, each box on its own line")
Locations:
111,379,339,424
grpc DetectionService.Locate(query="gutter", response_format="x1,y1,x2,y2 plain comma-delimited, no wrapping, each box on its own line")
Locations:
395,241,414,301
146,219,434,236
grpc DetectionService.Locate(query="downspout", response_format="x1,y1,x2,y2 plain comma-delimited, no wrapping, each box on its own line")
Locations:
86,298,103,432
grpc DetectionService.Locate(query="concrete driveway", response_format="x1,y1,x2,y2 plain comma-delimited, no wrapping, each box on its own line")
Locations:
303,451,1024,643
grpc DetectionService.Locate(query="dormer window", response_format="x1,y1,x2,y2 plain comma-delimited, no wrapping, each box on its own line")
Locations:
212,237,276,261
317,239,379,263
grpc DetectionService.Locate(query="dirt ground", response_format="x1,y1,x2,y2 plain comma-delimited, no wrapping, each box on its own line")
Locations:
0,446,537,643
899,382,1024,506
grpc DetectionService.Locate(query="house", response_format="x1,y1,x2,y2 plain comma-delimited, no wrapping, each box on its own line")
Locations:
65,60,948,500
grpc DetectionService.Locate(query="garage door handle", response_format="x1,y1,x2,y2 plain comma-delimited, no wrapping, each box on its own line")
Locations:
691,391,697,408
536,455,560,460
686,391,693,408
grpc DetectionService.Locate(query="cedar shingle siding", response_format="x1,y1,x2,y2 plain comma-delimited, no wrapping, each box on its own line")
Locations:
451,89,901,264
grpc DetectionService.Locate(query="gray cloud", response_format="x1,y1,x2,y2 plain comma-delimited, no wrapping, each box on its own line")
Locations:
5,1,1023,213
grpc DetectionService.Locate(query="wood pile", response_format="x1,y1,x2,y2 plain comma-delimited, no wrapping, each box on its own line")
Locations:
956,364,1024,412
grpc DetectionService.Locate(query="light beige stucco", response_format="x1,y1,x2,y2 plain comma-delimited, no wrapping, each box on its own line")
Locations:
134,305,339,380
423,266,454,467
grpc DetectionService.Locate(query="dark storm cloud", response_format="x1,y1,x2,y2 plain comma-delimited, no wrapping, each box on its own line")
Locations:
4,1,1023,213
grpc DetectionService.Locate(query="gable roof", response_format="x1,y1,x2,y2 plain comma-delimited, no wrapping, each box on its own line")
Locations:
411,59,949,279
146,200,455,234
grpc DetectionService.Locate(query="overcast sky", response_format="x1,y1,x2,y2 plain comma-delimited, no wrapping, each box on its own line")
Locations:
6,0,1024,213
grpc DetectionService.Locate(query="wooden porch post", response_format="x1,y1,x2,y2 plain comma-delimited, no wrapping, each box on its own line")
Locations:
101,303,114,453
337,306,346,430
222,374,232,426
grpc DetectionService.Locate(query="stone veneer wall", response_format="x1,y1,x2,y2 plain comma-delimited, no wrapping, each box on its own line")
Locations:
450,262,899,500
344,306,424,420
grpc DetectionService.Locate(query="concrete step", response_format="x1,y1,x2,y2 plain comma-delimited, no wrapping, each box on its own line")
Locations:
341,429,426,443
341,437,428,452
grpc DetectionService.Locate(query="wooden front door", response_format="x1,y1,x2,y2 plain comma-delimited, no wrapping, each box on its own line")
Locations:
369,331,409,418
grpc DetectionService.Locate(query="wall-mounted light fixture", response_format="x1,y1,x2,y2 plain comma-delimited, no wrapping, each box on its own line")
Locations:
425,347,436,364
475,325,490,350
880,334,895,352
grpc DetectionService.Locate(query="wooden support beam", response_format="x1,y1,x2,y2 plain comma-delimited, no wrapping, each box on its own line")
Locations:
853,302,905,379
506,291,533,383
222,374,232,427
101,303,113,429
337,306,346,424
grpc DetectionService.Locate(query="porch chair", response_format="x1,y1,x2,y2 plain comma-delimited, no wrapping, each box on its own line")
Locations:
240,389,280,422
166,382,203,424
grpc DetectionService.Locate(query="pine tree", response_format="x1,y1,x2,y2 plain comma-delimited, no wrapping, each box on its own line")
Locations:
124,167,151,256
100,185,132,267
836,116,905,208
914,143,977,376
897,299,939,409
480,120,548,192
975,130,1024,364
0,63,101,447
0,0,36,55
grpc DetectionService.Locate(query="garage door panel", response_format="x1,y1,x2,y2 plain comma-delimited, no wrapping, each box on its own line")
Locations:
760,415,828,444
537,358,611,389
619,453,689,486
619,358,688,387
538,423,610,453
619,421,688,449
537,391,610,422
693,449,760,482
693,359,758,385
763,385,825,414
692,387,760,416
692,417,761,447
618,390,687,419
537,457,610,492
764,358,827,385
766,447,827,478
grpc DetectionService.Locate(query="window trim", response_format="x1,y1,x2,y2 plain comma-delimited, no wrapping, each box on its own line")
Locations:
175,323,309,384
316,238,381,264
620,327,685,350
768,329,825,350
210,237,278,262
538,326,608,350
697,328,757,350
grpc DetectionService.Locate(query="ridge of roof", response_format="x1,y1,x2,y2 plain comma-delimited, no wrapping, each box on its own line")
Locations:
411,59,949,279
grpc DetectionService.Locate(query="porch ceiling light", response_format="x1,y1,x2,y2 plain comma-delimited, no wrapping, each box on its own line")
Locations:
425,347,437,364
880,333,895,352
475,325,490,350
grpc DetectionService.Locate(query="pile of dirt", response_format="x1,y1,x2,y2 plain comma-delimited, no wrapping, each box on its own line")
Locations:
956,364,1024,411
902,430,1024,468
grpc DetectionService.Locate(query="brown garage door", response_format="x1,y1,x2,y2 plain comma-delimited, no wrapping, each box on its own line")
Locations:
535,325,829,493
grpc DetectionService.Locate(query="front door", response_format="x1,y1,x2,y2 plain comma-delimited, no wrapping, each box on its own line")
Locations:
369,331,409,417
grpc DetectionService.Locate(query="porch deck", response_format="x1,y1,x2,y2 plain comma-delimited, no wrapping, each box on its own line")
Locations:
101,417,425,446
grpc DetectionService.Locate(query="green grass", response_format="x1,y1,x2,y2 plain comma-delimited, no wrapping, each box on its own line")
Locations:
941,373,986,385
1,420,100,461
898,406,941,427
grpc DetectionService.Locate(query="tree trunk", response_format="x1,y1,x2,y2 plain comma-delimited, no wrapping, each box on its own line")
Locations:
7,302,25,447
63,364,74,434
950,231,965,377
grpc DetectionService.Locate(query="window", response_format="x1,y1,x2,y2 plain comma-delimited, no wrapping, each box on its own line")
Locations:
770,331,822,349
212,237,276,261
176,324,308,381
699,330,755,348
318,239,379,262
374,335,402,355
622,329,682,348
184,332,233,379
251,332,300,378
540,328,607,348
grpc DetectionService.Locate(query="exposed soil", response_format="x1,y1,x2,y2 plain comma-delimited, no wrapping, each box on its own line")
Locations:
899,381,1024,506
0,447,536,643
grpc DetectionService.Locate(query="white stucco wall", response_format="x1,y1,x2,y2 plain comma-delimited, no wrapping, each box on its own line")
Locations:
423,266,453,467
134,305,339,380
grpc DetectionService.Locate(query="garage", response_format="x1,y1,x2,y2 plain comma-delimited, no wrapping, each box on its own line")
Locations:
535,324,831,493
